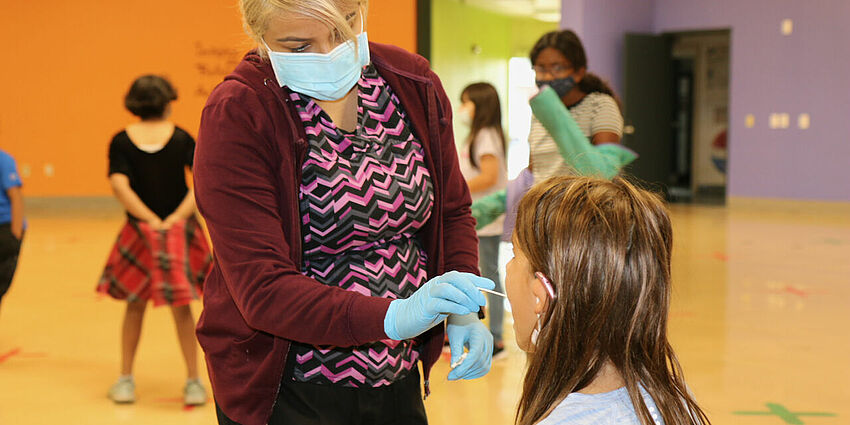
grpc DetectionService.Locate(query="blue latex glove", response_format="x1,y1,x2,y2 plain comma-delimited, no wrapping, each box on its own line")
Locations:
446,313,493,380
384,271,494,341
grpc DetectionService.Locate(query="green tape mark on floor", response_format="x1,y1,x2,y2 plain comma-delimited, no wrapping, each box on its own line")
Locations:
734,403,837,424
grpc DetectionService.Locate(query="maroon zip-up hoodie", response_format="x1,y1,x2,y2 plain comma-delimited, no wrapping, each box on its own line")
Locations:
193,42,480,425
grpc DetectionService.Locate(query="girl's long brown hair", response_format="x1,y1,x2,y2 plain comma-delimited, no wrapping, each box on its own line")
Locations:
514,176,709,425
461,82,506,169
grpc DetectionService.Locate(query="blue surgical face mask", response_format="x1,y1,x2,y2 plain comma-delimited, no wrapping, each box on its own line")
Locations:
264,11,370,101
536,76,576,98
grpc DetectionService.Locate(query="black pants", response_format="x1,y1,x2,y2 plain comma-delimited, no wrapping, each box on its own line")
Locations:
0,223,22,302
216,369,428,425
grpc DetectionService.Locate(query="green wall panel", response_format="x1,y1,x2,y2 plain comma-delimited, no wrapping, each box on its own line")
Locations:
430,0,557,140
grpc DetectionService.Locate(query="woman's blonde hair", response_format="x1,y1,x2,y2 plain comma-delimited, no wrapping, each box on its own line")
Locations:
514,176,710,425
239,0,368,57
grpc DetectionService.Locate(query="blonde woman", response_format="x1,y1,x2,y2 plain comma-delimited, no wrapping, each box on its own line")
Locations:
194,1,495,424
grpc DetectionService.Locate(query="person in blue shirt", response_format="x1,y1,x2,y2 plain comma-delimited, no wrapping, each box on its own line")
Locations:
0,149,25,317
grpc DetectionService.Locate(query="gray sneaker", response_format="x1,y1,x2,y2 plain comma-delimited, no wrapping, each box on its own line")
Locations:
108,376,135,404
184,379,208,406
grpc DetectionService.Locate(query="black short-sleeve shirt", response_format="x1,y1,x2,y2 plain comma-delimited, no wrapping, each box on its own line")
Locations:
108,126,195,220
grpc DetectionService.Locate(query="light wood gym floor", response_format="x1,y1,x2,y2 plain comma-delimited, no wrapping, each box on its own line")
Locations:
0,198,848,425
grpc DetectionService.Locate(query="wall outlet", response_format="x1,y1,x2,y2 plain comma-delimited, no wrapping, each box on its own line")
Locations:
769,113,790,129
781,19,793,35
44,163,55,177
20,164,31,178
745,114,755,128
798,113,811,129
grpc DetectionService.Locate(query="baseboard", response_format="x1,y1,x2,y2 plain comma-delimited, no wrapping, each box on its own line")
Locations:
728,196,850,214
23,196,124,217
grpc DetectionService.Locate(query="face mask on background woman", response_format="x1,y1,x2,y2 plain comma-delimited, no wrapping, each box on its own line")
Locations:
535,76,575,98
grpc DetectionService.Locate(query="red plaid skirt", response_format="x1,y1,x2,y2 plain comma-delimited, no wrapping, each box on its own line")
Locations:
97,217,212,307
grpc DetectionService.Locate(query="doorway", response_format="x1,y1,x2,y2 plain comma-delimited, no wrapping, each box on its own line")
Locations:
622,30,730,204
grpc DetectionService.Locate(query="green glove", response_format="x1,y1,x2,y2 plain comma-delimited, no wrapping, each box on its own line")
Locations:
530,86,637,179
470,189,506,230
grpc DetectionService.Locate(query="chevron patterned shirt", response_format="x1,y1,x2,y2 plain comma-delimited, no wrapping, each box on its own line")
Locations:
287,65,434,387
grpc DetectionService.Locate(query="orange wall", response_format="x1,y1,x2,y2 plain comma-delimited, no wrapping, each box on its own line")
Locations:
0,0,416,196
369,1,418,56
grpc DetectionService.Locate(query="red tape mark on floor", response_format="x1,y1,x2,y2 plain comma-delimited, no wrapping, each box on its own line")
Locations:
0,348,21,363
712,252,728,261
783,285,808,297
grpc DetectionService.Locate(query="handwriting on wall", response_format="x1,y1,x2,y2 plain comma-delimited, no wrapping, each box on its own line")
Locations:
194,42,243,98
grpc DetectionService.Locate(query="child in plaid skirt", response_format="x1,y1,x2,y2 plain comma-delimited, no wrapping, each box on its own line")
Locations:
97,75,212,406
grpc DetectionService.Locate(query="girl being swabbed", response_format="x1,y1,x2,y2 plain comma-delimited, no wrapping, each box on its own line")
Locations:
505,175,710,425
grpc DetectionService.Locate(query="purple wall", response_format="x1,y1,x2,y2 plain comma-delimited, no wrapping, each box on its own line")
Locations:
559,0,585,35
568,0,654,96
562,0,850,201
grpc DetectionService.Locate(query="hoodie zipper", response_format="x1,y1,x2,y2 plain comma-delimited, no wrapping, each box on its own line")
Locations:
261,76,307,423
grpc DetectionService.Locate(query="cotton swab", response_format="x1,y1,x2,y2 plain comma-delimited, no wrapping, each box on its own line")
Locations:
479,287,507,298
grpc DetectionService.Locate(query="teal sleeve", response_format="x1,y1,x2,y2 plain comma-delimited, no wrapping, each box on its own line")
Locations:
470,189,507,230
530,87,637,179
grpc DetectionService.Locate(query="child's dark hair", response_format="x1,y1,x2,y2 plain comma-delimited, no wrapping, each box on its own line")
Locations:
124,75,178,120
460,82,506,169
514,175,710,425
530,30,621,110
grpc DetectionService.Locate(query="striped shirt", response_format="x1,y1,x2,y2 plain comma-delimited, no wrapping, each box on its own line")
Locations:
528,92,623,182
538,386,664,425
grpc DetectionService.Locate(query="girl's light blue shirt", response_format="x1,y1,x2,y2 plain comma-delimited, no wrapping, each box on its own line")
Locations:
538,386,664,425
